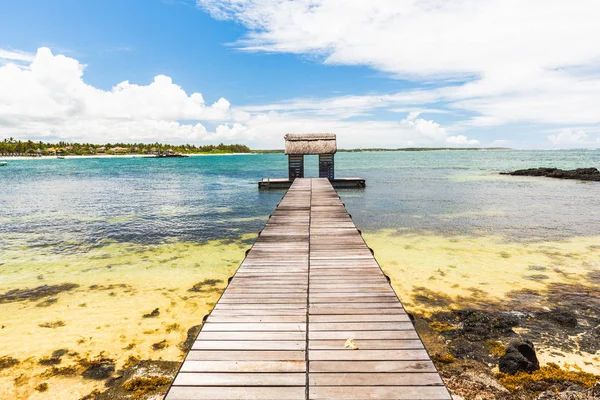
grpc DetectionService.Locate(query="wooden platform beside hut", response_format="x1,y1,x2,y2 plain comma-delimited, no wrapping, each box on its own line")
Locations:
165,178,450,400
259,133,366,189
259,177,365,189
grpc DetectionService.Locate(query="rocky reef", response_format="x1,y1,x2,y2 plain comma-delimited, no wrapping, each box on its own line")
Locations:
501,168,600,181
416,299,600,399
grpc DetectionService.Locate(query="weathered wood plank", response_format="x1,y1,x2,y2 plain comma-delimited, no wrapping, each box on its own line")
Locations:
309,360,439,374
174,372,305,386
309,372,444,386
207,315,306,323
185,350,306,361
192,341,305,351
167,387,305,400
309,349,430,361
309,339,424,350
196,331,305,341
309,322,414,331
202,323,306,332
309,386,452,400
209,309,307,316
180,360,306,373
309,314,409,322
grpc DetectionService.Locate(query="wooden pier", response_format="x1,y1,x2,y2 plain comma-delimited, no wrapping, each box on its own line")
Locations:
166,178,450,400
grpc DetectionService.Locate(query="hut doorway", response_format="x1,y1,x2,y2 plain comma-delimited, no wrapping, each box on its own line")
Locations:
302,155,319,177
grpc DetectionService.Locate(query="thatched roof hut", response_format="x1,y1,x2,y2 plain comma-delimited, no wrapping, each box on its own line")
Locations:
284,133,336,155
283,133,337,180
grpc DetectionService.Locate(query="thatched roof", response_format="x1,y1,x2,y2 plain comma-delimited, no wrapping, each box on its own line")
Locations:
284,133,337,155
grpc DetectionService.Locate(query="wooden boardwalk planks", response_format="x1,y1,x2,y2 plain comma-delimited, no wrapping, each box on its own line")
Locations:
165,178,450,400
307,179,450,400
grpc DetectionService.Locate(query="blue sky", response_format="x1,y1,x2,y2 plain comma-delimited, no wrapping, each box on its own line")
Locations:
1,0,599,148
1,1,411,100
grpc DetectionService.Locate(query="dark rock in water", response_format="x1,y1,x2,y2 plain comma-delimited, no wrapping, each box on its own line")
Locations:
538,308,578,328
82,360,115,380
501,167,600,181
450,337,491,362
499,339,540,375
0,283,79,303
456,310,519,341
178,325,202,353
142,308,159,318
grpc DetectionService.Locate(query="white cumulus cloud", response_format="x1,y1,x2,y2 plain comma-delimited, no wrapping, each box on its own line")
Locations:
548,129,589,146
0,47,482,148
401,112,479,146
0,48,231,144
198,0,600,78
197,0,600,135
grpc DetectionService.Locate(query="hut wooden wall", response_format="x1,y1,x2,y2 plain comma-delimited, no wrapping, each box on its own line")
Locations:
318,154,334,179
288,154,304,179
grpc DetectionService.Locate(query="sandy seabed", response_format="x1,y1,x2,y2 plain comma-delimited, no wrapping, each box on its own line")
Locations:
1,231,599,398
0,236,253,399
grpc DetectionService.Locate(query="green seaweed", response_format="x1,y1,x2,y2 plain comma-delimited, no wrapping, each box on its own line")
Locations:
123,376,172,399
496,362,600,392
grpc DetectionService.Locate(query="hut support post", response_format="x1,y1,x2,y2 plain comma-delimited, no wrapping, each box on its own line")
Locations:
288,154,304,180
318,153,334,180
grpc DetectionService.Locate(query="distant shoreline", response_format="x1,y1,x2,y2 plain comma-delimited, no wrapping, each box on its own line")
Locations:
0,153,259,161
1,148,516,160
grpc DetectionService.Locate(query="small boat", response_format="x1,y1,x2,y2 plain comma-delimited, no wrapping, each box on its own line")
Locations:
145,153,189,158
57,156,65,159
0,161,7,167
157,153,189,158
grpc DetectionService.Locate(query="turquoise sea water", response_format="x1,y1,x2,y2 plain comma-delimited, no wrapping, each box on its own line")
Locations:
1,150,600,250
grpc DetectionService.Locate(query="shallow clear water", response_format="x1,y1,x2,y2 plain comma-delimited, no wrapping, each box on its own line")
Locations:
1,150,599,247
